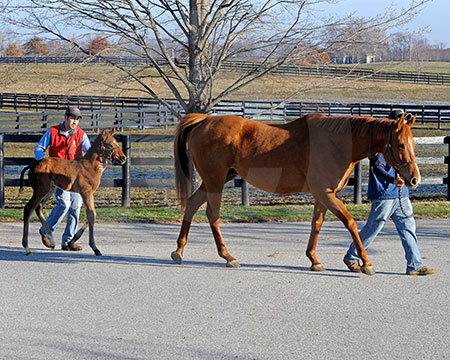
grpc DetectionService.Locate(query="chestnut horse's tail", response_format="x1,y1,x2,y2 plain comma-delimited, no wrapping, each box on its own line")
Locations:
174,113,210,209
19,164,33,194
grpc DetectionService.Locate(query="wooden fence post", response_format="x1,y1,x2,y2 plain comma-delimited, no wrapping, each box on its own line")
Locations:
445,136,450,201
241,180,249,206
121,134,131,207
353,161,362,204
0,134,4,208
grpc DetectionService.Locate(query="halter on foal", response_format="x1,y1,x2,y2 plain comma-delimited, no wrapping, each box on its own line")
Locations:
19,129,126,256
172,113,420,275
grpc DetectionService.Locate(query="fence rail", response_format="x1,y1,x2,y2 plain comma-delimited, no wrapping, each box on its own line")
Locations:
1,94,450,131
1,56,450,86
1,135,449,210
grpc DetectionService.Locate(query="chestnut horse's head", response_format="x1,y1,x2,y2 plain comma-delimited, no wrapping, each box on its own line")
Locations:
384,113,420,188
100,129,127,165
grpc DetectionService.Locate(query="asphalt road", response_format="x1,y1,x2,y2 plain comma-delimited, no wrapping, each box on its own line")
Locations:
1,219,449,359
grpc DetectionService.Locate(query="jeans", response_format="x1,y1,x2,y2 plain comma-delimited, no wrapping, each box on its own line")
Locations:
344,198,424,273
40,188,83,246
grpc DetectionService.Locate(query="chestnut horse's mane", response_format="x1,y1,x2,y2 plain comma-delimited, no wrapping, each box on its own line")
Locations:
310,114,395,138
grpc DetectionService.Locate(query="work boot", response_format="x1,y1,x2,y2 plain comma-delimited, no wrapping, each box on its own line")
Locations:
40,229,54,249
407,265,436,276
61,243,83,251
343,257,362,273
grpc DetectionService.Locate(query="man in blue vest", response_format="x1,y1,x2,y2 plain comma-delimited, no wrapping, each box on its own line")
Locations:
35,106,91,251
343,110,435,275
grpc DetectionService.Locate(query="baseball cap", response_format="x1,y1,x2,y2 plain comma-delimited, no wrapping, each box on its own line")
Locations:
388,109,404,120
65,106,82,119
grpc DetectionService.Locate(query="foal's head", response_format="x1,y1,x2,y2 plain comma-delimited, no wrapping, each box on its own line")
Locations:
384,113,420,188
98,129,127,165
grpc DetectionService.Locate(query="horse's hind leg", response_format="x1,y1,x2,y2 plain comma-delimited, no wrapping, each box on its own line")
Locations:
171,183,207,264
35,186,57,248
205,190,239,268
71,221,89,244
22,194,42,256
306,201,327,271
35,204,55,249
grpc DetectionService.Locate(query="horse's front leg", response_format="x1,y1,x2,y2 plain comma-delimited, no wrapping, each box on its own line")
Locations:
306,201,327,271
319,193,375,275
70,192,101,256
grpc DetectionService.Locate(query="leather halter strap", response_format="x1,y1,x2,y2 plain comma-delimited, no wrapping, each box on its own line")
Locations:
383,122,417,172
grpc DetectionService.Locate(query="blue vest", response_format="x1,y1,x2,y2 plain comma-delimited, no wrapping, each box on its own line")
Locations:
367,153,409,200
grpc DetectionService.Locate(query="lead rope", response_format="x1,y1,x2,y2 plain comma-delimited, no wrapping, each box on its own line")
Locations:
397,173,413,218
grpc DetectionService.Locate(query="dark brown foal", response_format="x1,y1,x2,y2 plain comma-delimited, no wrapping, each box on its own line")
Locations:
19,129,126,256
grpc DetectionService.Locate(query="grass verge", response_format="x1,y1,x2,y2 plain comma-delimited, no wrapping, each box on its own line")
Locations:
2,186,450,223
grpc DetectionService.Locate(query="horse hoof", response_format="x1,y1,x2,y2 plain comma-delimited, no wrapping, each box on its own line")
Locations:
361,266,376,275
226,260,240,268
310,264,326,271
171,251,183,264
26,251,32,256
95,250,102,256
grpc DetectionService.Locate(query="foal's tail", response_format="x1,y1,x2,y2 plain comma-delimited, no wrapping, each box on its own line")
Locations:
19,164,33,194
174,113,210,209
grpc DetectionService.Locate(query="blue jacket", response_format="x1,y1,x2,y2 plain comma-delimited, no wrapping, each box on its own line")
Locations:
367,153,409,200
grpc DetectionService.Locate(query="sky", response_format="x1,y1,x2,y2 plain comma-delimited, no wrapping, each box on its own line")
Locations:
317,0,448,46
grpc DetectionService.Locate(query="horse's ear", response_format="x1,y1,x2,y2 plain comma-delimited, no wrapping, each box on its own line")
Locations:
405,113,416,127
110,128,115,135
102,129,107,136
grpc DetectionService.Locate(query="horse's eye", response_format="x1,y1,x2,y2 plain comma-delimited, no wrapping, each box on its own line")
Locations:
398,143,405,150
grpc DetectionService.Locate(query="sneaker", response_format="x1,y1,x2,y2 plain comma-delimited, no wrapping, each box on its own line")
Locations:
61,243,83,251
40,229,54,249
407,265,436,276
343,257,362,273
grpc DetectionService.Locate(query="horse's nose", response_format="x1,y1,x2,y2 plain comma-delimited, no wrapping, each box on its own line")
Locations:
410,177,418,188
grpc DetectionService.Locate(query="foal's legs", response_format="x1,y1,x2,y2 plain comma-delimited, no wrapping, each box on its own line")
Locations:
70,192,101,255
35,186,57,248
171,183,207,264
306,201,328,271
22,194,39,255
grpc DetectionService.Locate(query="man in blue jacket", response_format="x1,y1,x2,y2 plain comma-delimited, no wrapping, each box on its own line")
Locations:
343,110,435,275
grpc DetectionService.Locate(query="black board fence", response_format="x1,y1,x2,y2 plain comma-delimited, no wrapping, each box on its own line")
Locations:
0,133,364,209
0,133,174,208
1,135,449,209
1,57,450,86
1,94,450,131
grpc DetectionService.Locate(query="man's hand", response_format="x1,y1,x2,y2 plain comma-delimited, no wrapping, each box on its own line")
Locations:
393,176,405,188
98,163,107,172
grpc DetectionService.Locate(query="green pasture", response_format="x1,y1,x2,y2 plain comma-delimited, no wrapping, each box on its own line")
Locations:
2,184,450,223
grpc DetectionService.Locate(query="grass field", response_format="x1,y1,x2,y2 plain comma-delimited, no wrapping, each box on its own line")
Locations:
1,62,450,104
1,61,449,222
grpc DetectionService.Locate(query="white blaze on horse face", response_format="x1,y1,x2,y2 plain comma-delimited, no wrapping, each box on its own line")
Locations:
409,137,421,185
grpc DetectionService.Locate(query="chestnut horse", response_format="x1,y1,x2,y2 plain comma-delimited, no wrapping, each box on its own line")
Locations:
172,112,419,275
19,129,126,256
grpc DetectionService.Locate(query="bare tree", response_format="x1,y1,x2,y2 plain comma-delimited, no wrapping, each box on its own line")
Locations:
0,0,432,114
